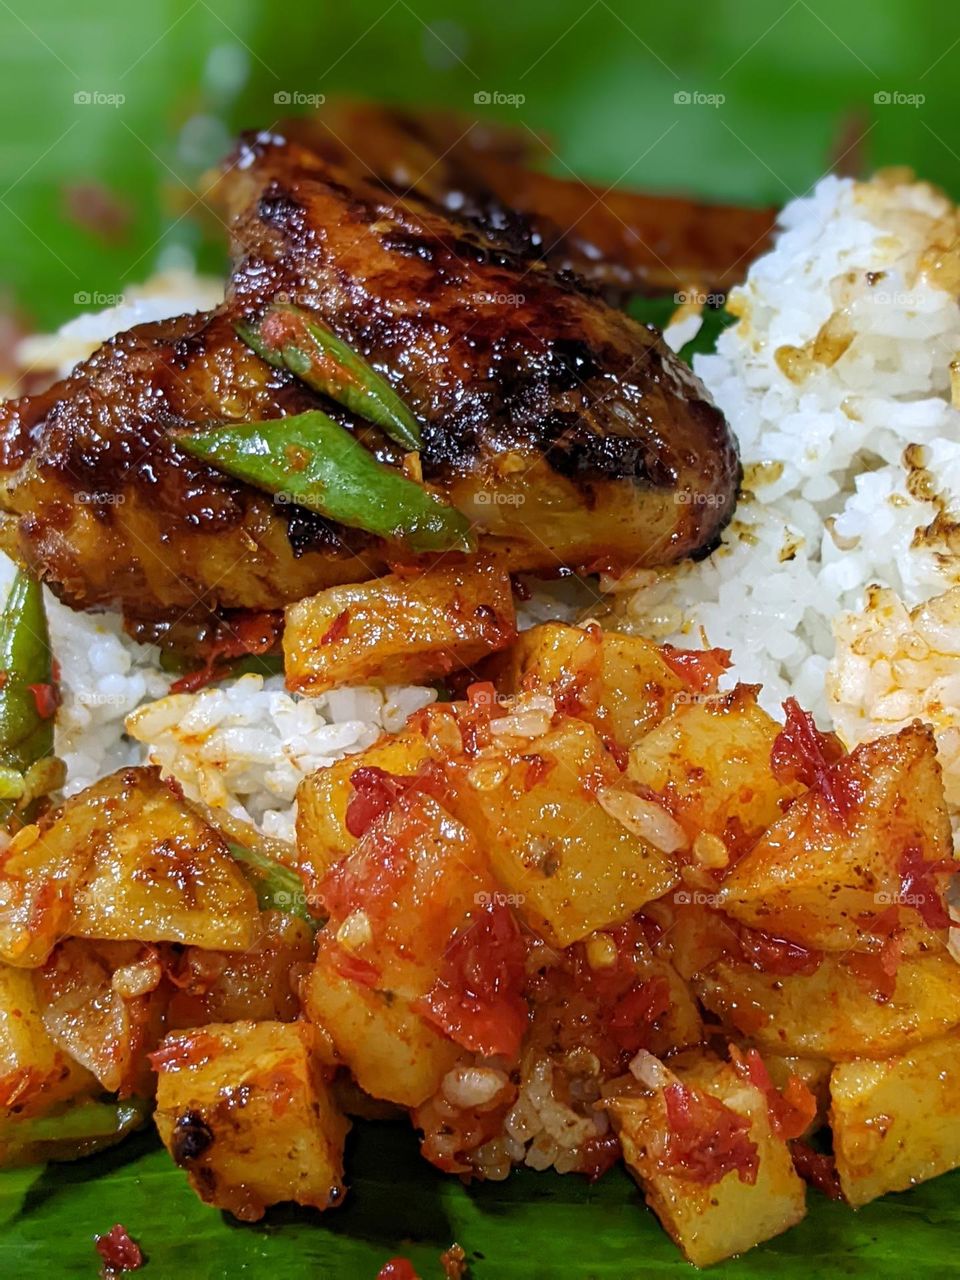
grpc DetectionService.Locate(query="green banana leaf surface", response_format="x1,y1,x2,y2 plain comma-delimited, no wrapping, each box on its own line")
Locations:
2,1122,959,1279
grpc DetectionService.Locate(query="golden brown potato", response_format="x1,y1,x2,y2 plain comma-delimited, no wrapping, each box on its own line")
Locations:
0,767,260,966
154,1020,349,1220
0,962,96,1122
607,1052,806,1267
830,1031,960,1206
303,794,493,1106
627,684,805,854
284,562,516,694
34,939,168,1097
495,622,686,749
166,911,314,1028
696,951,960,1060
305,950,461,1108
444,717,678,946
295,726,434,893
719,723,954,953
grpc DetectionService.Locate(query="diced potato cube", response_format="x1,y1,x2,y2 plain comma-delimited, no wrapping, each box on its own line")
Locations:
831,1030,960,1206
0,963,95,1122
303,794,492,1106
445,717,678,946
305,948,460,1108
607,1053,806,1267
696,951,960,1060
284,562,516,694
719,723,954,953
0,767,260,966
628,685,804,852
295,726,434,891
496,622,685,749
70,769,260,951
154,1020,349,1220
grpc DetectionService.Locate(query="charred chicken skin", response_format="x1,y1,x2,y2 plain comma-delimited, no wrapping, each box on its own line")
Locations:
0,130,739,634
282,101,777,300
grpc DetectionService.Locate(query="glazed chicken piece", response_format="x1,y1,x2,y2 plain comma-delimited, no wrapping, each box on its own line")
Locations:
0,132,738,635
282,100,777,298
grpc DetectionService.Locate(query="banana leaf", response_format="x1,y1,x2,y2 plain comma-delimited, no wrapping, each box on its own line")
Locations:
1,1121,959,1278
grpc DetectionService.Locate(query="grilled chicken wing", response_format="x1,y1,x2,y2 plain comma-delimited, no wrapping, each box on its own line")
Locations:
282,100,776,298
0,131,738,635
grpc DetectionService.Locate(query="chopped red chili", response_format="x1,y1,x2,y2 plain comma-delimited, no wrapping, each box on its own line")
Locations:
659,644,731,694
736,923,823,976
579,1132,622,1182
791,1141,843,1200
94,1224,143,1274
27,681,60,719
376,1259,421,1280
607,974,671,1055
770,698,860,821
898,843,954,931
416,902,528,1059
843,950,898,1003
320,608,351,646
730,1046,817,1140
522,753,555,791
661,1080,759,1186
331,945,380,988
344,763,445,840
170,610,282,694
148,1031,222,1073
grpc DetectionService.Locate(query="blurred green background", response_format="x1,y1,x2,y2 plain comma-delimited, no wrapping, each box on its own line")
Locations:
0,0,957,329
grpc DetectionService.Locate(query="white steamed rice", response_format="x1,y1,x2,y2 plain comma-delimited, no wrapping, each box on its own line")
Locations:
613,171,960,726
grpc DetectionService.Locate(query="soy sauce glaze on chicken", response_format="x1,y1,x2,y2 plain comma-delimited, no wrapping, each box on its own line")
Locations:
0,128,739,645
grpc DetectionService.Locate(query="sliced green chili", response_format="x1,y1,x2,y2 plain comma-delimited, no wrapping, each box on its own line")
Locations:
178,410,475,554
236,304,423,451
0,571,56,775
228,842,322,929
5,1098,147,1145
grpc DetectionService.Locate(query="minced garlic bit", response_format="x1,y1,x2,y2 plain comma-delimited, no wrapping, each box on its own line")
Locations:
336,909,373,952
596,787,689,854
584,932,619,971
692,831,729,870
489,693,556,741
629,1049,672,1090
112,955,163,999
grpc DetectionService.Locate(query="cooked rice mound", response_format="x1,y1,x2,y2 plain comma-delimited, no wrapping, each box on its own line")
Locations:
612,171,960,727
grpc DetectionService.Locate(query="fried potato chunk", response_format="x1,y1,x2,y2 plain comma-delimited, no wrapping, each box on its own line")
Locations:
831,1030,960,1206
607,1052,805,1267
696,951,960,1060
0,767,259,966
284,562,516,694
496,622,686,749
304,794,497,1107
154,1020,349,1221
445,717,678,946
0,962,96,1124
628,684,805,853
719,723,954,953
